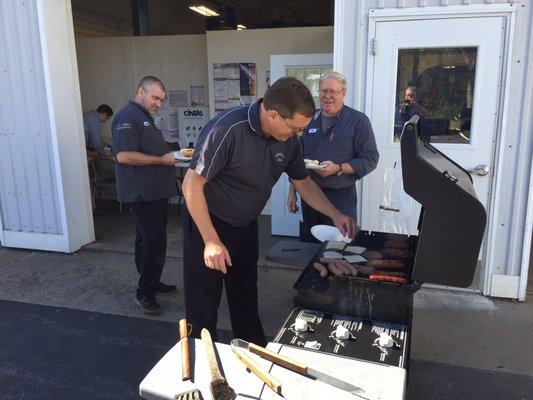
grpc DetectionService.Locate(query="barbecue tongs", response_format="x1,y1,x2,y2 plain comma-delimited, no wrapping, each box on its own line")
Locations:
230,338,367,398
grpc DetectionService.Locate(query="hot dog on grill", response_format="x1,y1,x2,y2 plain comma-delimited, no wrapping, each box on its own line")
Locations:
369,274,408,284
367,259,405,270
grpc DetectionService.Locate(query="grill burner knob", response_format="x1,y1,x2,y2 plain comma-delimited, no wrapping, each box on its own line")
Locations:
378,332,394,348
335,325,350,340
294,318,309,332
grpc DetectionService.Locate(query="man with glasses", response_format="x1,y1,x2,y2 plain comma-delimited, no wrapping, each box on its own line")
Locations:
181,77,356,345
287,72,379,242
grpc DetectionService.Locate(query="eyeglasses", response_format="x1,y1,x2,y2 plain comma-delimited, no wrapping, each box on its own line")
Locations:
319,89,344,96
278,114,306,135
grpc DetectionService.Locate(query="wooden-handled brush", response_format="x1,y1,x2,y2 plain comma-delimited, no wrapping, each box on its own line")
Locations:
179,319,190,381
201,328,232,400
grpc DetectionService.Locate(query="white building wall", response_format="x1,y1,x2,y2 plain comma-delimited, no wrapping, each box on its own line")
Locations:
0,0,94,252
0,0,62,235
334,0,532,299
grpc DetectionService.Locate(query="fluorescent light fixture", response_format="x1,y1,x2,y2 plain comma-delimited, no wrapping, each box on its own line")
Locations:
237,24,247,30
189,5,219,17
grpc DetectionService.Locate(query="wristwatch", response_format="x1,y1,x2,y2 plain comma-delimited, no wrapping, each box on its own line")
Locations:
336,163,343,176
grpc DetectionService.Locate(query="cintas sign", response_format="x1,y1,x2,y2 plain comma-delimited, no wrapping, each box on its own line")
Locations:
178,106,210,148
183,108,204,117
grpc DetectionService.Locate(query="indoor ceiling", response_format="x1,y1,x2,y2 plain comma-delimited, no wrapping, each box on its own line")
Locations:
72,0,334,37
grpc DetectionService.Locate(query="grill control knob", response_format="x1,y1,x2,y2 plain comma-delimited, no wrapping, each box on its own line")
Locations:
294,318,309,332
335,325,350,340
378,332,394,348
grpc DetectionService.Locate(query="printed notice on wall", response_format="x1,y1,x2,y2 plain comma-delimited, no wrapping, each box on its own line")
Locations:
212,63,256,114
168,90,188,107
190,85,205,106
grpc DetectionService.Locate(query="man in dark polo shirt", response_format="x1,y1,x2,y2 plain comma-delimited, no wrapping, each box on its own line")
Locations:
112,76,178,315
182,77,357,345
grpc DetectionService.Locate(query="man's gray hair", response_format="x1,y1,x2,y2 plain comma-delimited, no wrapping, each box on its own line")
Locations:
138,76,166,93
319,71,347,91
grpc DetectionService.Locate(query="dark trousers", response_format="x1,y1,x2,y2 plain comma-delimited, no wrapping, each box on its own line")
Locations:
300,184,358,243
131,199,169,298
182,206,267,346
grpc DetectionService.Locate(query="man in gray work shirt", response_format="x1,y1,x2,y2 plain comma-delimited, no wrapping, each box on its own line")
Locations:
288,71,379,242
113,76,177,315
83,104,113,156
182,77,357,345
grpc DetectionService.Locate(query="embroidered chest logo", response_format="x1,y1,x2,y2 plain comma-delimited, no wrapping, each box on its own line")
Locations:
274,152,285,163
116,122,131,130
143,121,150,126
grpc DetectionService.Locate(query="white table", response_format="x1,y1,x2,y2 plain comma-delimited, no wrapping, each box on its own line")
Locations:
139,340,406,400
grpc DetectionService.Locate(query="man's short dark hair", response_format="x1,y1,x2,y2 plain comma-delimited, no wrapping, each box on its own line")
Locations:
263,77,315,119
96,104,113,117
138,76,166,93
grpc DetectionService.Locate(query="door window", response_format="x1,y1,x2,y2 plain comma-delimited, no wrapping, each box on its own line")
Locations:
287,66,333,107
393,47,477,144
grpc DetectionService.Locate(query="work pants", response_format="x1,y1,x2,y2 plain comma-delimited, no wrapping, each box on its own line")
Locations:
301,184,358,243
182,205,267,346
131,199,169,298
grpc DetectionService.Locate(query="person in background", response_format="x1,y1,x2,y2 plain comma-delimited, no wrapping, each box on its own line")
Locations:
112,76,178,315
182,77,357,346
396,86,428,124
83,104,113,157
287,71,379,242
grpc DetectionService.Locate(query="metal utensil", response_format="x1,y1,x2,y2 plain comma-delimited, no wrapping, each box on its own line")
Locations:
173,388,202,400
232,346,282,395
230,339,367,398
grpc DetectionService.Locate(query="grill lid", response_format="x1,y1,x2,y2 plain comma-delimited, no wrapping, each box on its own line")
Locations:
401,115,487,287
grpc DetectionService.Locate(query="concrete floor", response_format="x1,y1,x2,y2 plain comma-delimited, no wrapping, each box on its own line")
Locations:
0,204,532,399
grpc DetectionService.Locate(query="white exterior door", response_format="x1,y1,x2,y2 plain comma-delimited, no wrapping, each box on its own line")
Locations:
269,54,333,236
361,16,505,289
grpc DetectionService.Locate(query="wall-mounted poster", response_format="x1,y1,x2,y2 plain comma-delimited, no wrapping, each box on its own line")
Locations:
155,98,178,143
190,85,205,106
168,89,188,107
177,106,210,148
213,63,256,114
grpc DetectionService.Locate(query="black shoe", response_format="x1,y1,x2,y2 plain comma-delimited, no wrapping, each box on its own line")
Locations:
135,295,161,314
155,282,177,296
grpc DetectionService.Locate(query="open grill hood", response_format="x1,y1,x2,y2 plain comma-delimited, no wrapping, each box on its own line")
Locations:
402,115,487,287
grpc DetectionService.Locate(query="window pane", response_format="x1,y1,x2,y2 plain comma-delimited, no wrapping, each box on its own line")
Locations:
393,47,477,144
287,66,333,108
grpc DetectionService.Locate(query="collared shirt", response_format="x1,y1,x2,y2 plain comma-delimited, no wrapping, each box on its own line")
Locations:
302,105,379,190
83,110,106,155
189,100,308,227
112,101,177,202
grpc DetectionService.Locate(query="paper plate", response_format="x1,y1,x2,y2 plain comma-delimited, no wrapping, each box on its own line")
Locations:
311,225,351,243
306,164,326,170
172,151,192,161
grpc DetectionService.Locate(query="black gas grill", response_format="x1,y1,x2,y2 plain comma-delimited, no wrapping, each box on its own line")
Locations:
269,114,487,374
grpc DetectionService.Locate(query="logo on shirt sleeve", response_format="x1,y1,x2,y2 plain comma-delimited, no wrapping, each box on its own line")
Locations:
143,121,150,126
